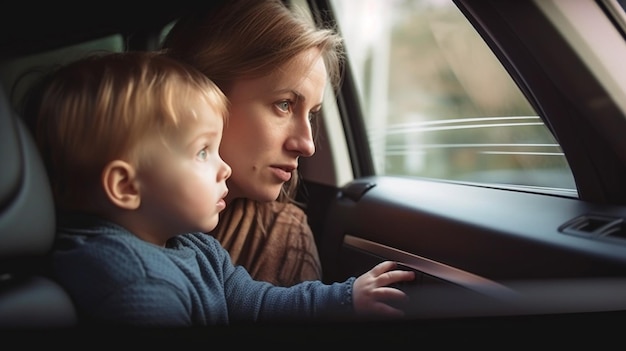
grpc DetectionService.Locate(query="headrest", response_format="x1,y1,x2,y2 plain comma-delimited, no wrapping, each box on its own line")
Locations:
0,84,55,265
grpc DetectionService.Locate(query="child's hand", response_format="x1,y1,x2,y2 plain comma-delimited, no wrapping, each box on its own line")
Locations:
352,261,416,318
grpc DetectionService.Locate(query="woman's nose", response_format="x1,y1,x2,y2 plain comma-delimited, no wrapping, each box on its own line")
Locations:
286,128,315,157
285,115,315,157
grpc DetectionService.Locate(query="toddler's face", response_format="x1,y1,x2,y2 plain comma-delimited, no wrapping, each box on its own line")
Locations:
137,94,231,237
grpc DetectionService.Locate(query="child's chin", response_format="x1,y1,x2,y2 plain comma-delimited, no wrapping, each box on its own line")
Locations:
199,220,219,233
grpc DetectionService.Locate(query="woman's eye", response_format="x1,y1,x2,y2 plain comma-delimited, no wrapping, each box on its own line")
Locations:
276,101,290,112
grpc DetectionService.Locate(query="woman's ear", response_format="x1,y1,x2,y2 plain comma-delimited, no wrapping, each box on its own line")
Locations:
102,160,141,210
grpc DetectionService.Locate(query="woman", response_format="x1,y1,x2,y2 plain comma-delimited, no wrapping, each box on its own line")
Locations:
162,0,344,286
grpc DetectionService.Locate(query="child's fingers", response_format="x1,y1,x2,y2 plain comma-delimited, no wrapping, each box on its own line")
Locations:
369,260,397,276
378,268,416,286
371,286,410,300
370,261,416,285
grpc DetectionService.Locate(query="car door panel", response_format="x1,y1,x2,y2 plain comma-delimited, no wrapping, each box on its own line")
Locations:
307,176,626,317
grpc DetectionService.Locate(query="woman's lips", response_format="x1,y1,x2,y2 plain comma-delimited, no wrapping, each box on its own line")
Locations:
271,166,293,182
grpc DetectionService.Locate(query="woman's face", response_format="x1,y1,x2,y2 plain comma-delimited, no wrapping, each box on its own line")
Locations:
220,48,327,202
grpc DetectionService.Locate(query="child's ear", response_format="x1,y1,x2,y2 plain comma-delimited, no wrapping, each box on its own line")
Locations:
102,160,141,210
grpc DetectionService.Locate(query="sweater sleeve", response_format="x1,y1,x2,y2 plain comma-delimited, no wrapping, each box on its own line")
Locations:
211,231,356,323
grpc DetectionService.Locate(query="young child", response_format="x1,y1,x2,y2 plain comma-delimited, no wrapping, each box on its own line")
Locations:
30,51,415,326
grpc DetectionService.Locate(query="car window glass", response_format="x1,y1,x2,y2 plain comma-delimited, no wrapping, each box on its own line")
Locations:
0,35,123,110
330,0,576,194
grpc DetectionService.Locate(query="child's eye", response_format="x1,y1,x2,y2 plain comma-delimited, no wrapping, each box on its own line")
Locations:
197,147,208,160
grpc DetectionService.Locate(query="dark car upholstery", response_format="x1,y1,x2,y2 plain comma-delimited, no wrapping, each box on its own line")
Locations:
0,84,76,328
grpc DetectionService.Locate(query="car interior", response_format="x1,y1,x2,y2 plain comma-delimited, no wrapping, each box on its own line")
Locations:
0,83,77,328
3,0,626,341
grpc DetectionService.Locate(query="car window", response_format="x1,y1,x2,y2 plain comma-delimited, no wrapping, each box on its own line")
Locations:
329,0,577,194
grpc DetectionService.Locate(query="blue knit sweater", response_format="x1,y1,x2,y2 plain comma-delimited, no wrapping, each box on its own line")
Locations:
52,213,355,326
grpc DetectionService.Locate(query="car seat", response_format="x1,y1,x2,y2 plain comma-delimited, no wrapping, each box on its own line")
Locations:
0,83,77,328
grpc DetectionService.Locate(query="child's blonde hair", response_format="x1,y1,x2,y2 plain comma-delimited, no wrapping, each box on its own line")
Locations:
32,51,228,211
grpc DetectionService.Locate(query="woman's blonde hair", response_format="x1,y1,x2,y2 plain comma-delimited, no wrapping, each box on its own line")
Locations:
32,51,228,210
162,0,345,202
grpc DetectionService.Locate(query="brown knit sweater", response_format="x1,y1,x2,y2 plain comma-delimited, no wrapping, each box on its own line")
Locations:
210,198,322,286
